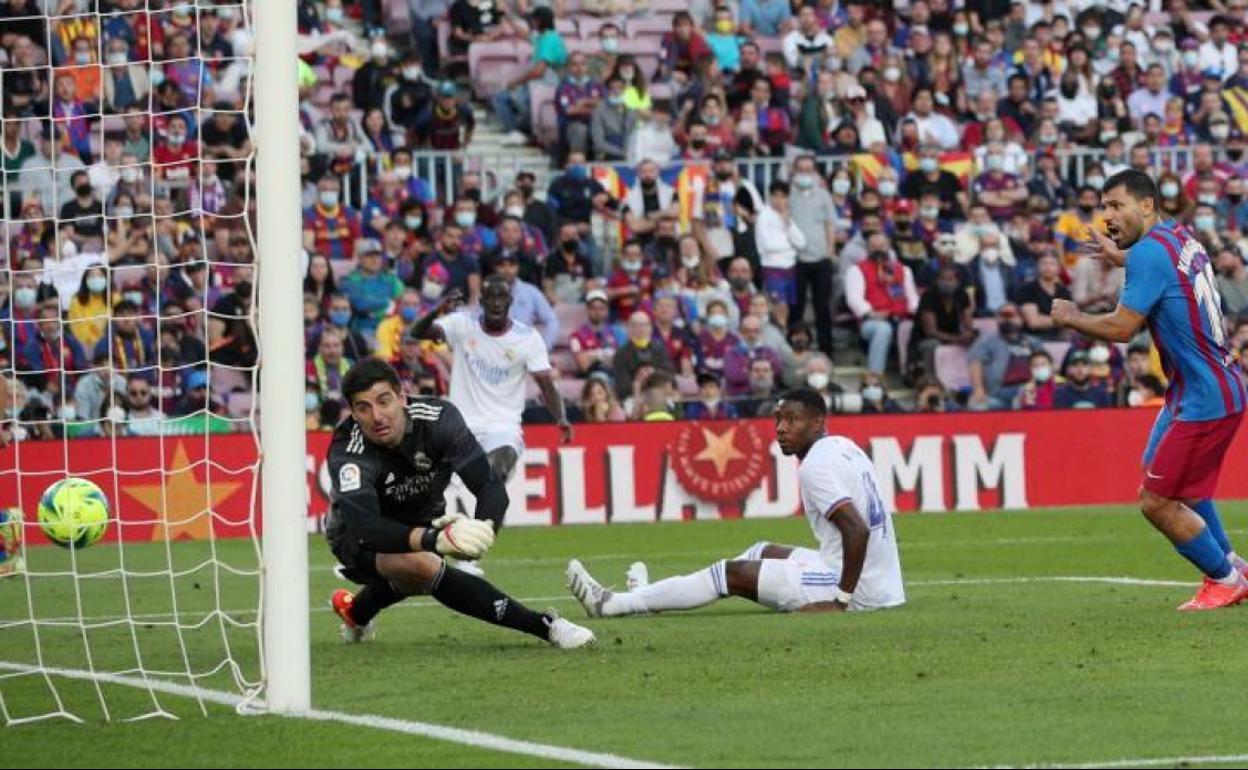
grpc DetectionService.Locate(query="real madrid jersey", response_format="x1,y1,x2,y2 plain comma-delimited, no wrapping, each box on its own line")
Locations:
435,310,551,434
797,435,906,610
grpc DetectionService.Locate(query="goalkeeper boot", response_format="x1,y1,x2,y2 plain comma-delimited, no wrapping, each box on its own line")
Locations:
543,610,596,649
330,589,375,643
1177,576,1248,611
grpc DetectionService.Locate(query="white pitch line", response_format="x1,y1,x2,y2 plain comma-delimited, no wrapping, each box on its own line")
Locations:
993,753,1248,769
0,661,679,770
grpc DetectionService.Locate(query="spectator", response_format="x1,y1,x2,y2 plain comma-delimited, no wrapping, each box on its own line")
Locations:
613,311,673,399
745,77,792,157
789,156,837,355
18,303,87,395
424,223,482,304
1126,64,1169,127
362,171,405,240
1114,342,1155,407
493,252,558,350
1053,349,1112,409
450,196,498,259
484,214,542,287
305,326,353,412
354,37,398,114
782,5,833,73
738,357,779,418
740,0,793,38
660,12,713,81
340,239,404,339
902,145,966,221
1014,350,1058,411
1129,374,1167,408
606,240,656,321
555,52,604,159
102,36,150,114
71,353,126,436
208,281,257,370
315,93,367,179
623,160,680,245
302,175,361,262
374,288,428,363
314,292,372,362
586,22,622,81
638,370,680,422
66,267,110,354
1217,247,1248,318
494,7,566,147
859,371,905,414
968,231,1019,317
683,370,738,420
303,253,338,314
580,376,626,423
696,299,740,376
967,303,1041,410
962,39,1008,102
94,300,156,379
1198,15,1237,77
413,80,474,151
123,373,165,436
1016,250,1072,341
724,314,784,395
910,264,976,381
590,75,635,162
51,71,94,163
59,171,103,248
569,290,619,378
542,221,596,306
651,293,696,377
903,89,959,151
705,7,744,73
754,180,805,329
846,247,919,375
972,144,1028,223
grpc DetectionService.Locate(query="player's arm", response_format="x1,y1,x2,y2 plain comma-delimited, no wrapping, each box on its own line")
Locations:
433,402,510,533
533,369,573,443
407,288,463,344
799,501,869,614
1051,300,1144,343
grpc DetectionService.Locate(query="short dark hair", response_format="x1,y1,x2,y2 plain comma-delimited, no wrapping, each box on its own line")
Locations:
342,358,401,405
1137,374,1165,397
1103,168,1160,212
769,180,790,197
778,387,827,417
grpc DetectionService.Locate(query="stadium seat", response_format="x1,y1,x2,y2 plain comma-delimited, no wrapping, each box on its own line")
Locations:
550,349,576,374
896,319,913,371
558,376,586,402
1043,342,1071,368
555,303,589,349
577,16,611,40
468,40,521,98
675,374,698,396
555,17,578,36
972,318,999,337
529,81,560,146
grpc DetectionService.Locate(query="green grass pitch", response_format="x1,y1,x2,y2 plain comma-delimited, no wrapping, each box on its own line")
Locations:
4,504,1248,768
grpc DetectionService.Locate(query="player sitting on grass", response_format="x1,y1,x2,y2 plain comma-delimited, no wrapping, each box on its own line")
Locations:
567,388,905,616
326,358,594,648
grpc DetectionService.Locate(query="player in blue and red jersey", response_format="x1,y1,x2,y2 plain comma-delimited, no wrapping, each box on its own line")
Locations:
1052,169,1248,611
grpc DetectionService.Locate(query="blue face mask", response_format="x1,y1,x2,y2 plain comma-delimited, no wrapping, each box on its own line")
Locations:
566,165,586,179
329,309,351,327
399,306,418,323
305,392,320,412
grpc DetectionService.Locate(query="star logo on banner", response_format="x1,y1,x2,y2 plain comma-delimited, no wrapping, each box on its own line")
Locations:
125,443,245,542
694,427,747,478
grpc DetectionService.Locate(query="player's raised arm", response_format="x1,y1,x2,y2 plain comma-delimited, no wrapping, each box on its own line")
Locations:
406,288,464,344
1051,299,1146,343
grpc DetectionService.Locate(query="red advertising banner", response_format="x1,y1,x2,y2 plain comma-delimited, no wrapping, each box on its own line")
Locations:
4,408,1246,545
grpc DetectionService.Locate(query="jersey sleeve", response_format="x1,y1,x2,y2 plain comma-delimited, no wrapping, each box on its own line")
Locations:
430,400,488,474
1120,241,1171,317
433,310,465,348
799,445,855,520
524,329,553,373
327,437,413,553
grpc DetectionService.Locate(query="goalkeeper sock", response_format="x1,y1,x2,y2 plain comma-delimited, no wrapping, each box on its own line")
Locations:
351,582,405,627
430,563,548,639
1174,524,1235,582
604,561,727,616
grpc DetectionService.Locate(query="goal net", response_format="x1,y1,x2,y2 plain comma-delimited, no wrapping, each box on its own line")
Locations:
0,0,306,724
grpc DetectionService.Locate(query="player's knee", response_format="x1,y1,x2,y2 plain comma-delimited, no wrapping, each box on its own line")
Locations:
723,559,757,600
376,551,443,594
1138,487,1174,523
488,448,518,482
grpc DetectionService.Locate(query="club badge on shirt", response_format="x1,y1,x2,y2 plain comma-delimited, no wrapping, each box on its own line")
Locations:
339,463,361,492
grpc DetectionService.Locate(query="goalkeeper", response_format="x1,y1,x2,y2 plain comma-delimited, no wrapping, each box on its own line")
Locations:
326,359,594,649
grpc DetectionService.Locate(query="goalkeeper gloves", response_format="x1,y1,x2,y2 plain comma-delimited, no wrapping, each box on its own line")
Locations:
424,513,495,560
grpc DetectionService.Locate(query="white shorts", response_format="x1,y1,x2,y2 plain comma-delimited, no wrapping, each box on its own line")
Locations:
756,548,845,613
473,424,525,457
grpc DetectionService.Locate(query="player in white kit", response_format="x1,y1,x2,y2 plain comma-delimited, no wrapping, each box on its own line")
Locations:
410,276,572,535
566,387,905,615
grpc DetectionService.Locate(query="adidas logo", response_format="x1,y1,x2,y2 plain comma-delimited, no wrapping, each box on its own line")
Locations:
385,473,395,485
493,598,508,621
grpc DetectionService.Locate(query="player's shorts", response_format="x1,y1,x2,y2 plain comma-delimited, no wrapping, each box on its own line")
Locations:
756,548,844,612
1142,409,1243,500
762,267,798,306
473,424,525,457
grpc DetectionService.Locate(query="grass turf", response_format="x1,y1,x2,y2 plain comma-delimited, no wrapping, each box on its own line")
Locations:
4,504,1248,768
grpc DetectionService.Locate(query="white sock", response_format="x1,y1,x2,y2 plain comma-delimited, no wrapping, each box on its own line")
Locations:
603,561,728,616
1230,551,1248,572
732,541,769,562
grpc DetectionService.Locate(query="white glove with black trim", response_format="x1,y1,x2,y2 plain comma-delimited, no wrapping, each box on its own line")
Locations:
428,513,495,560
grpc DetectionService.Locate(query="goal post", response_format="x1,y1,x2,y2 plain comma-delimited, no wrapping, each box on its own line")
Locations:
254,0,310,714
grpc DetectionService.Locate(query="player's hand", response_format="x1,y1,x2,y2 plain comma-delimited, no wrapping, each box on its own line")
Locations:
437,289,464,316
1050,298,1078,328
430,513,495,560
558,420,573,444
1082,229,1126,268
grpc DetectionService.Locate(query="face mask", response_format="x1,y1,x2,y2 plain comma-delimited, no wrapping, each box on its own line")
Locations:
707,314,729,330
750,377,772,393
1127,389,1145,407
394,165,412,180
566,165,586,179
1161,182,1179,198
1228,193,1244,204
76,184,93,198
622,259,643,273
1155,39,1173,53
987,155,1004,171
982,248,1000,264
937,282,958,296
455,211,476,228
319,190,339,207
641,178,657,190
620,68,635,81
505,205,525,218
324,6,343,23
121,168,141,183
329,309,351,326
562,239,580,253
716,20,734,33
681,255,700,269
167,131,186,146
1087,175,1105,190
608,94,623,107
878,180,897,197
14,288,36,309
422,282,443,301
602,37,619,54
1197,193,1218,206
1212,125,1230,141
87,276,108,294
108,51,129,65
150,68,165,87
832,178,851,195
115,205,135,218
1040,133,1058,145
805,372,829,391
1183,51,1200,68
919,157,938,173
371,41,389,61
1228,148,1244,161
883,67,901,83
1033,365,1052,383
1089,345,1111,364
403,214,423,230
402,66,422,81
125,291,144,306
862,385,884,401
729,276,750,291
921,205,939,220
1195,215,1216,231
705,113,720,125
305,392,321,412
1083,27,1101,39
999,321,1021,337
1078,203,1096,215
690,138,706,150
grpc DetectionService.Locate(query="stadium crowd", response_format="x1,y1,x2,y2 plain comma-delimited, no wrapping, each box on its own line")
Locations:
0,0,1247,437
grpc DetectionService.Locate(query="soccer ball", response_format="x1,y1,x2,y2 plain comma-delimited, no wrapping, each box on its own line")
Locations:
37,478,111,549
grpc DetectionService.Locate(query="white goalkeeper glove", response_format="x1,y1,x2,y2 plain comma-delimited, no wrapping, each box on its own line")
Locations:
427,513,495,560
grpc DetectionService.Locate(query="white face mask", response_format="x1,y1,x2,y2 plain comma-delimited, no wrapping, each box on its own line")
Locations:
807,372,829,390
883,67,901,83
108,51,129,65
319,190,339,207
861,385,883,402
505,205,524,218
681,255,700,269
981,248,1001,264
394,165,412,180
1033,365,1052,383
921,205,939,220
1127,389,1144,407
832,178,851,195
121,168,141,183
1212,125,1230,141
1086,175,1105,190
1161,182,1180,198
1089,346,1111,364
878,180,897,197
402,66,422,81
455,211,476,228
422,281,444,300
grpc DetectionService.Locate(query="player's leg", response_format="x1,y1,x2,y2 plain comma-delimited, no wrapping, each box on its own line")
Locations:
568,557,731,617
1187,498,1248,573
624,542,806,591
378,551,595,647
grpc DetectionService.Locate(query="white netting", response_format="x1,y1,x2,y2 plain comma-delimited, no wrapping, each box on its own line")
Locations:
0,0,264,723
